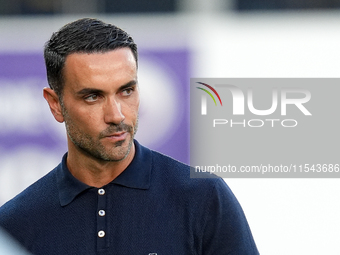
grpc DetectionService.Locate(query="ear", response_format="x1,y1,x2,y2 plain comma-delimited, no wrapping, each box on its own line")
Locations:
43,87,65,123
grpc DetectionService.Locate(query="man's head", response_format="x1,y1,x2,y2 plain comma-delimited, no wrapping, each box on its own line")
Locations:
44,18,138,99
43,18,139,163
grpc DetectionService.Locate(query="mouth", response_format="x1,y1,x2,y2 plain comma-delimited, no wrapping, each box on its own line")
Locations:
104,131,128,142
99,123,133,143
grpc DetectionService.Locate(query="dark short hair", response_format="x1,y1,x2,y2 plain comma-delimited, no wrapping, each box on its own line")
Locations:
44,18,138,98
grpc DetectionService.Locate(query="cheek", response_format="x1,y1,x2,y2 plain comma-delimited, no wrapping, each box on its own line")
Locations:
66,107,100,130
121,94,139,117
124,101,139,121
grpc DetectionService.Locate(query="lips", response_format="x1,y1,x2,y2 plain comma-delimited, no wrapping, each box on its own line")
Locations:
99,122,133,141
106,131,126,137
103,131,128,142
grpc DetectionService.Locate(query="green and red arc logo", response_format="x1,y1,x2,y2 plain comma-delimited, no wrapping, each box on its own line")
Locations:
196,82,223,106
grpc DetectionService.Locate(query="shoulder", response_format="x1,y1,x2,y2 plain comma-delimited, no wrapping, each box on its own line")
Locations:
150,149,216,183
149,149,231,201
0,167,59,229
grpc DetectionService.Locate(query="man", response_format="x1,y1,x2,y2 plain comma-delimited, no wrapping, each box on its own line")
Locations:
0,18,259,254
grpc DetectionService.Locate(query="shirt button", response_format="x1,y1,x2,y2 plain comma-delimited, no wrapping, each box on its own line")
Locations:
98,230,105,238
98,210,106,216
98,189,105,195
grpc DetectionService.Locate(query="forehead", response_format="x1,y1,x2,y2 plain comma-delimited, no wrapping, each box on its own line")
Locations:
63,48,137,90
64,48,136,72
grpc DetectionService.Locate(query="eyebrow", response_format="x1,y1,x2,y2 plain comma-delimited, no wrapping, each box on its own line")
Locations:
76,80,137,96
119,80,137,91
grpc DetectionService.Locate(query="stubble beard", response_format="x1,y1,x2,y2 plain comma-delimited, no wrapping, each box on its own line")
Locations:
62,105,138,162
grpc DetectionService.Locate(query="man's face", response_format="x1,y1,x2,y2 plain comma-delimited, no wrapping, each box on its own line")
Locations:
60,48,139,162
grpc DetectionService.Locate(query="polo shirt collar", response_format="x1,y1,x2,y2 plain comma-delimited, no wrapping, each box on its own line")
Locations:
56,140,152,207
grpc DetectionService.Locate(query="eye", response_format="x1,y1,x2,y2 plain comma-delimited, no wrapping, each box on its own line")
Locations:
84,94,99,102
121,87,134,96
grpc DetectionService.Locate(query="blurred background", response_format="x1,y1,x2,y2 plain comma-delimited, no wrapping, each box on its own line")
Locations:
1,0,340,254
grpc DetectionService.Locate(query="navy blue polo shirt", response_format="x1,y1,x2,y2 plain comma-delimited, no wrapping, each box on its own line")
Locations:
0,140,259,255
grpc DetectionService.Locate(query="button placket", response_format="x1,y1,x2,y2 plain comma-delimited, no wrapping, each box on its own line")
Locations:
97,188,108,250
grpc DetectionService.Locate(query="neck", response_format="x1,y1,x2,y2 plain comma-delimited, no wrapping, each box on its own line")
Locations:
66,141,135,188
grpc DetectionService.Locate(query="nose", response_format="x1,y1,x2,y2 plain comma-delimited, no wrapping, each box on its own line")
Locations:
104,98,125,124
